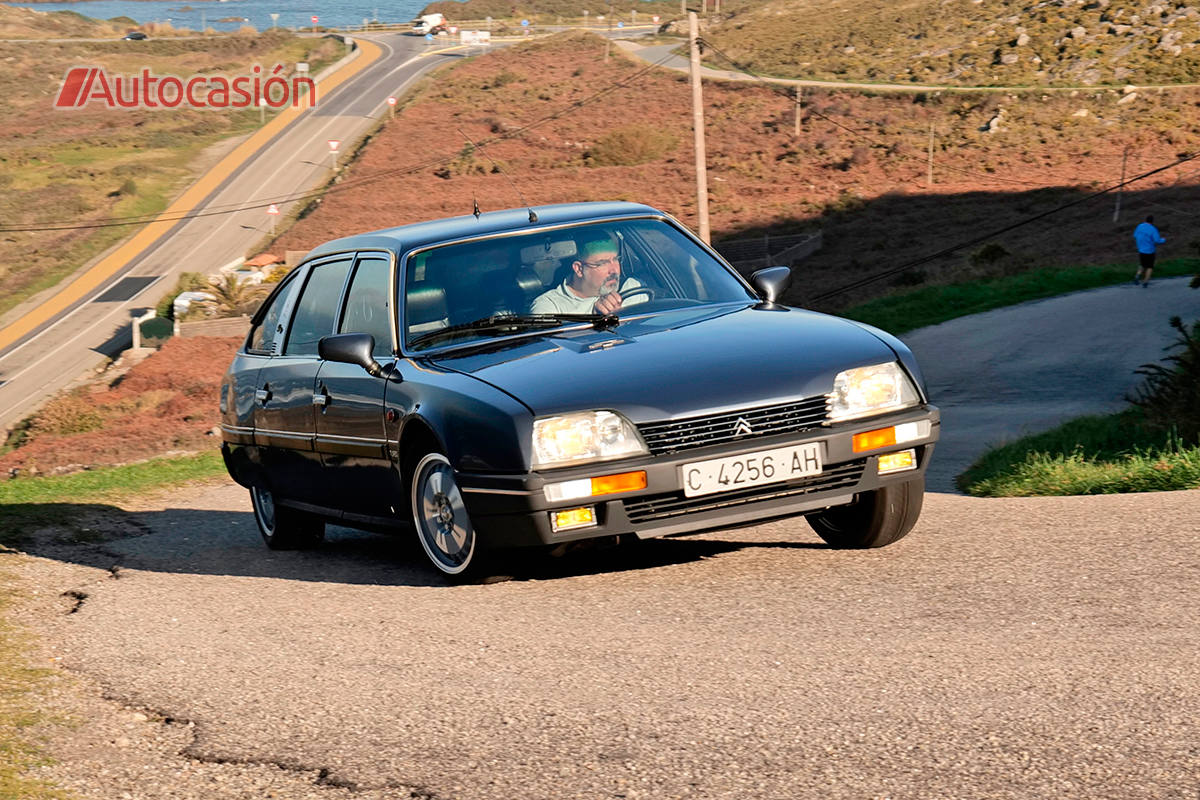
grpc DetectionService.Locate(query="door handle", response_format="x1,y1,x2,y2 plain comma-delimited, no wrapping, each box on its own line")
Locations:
255,387,271,404
312,390,329,407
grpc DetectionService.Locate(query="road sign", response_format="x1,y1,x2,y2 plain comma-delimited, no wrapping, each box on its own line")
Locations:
521,19,529,25
311,15,318,24
652,14,660,22
328,140,340,152
386,96,397,106
266,204,280,215
617,21,624,27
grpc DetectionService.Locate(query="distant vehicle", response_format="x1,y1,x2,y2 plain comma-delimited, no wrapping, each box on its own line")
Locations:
121,31,148,40
410,13,448,34
219,202,940,579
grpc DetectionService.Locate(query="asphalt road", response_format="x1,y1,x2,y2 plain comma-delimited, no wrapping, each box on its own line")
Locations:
901,276,1200,491
0,32,459,433
17,480,1200,800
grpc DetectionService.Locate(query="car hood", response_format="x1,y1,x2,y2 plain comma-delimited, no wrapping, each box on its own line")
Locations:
427,305,900,422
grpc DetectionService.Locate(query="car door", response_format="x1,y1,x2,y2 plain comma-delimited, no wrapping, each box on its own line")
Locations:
253,255,353,507
313,252,401,517
223,270,302,449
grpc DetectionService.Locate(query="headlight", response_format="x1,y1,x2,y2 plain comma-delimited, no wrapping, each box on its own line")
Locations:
827,362,920,423
532,410,648,469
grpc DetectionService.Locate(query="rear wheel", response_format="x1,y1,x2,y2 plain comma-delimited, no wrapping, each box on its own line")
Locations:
249,485,324,550
411,452,486,579
807,477,924,549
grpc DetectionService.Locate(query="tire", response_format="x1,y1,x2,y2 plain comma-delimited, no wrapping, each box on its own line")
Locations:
806,477,924,549
411,452,486,579
249,485,324,550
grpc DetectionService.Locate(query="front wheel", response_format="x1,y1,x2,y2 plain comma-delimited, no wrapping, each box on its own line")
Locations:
411,452,486,579
249,485,324,550
806,477,924,549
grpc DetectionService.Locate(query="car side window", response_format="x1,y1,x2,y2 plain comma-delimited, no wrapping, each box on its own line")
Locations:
247,272,299,355
284,258,353,356
338,256,392,357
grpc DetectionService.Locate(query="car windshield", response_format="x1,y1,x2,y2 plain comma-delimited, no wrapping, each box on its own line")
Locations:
402,217,757,352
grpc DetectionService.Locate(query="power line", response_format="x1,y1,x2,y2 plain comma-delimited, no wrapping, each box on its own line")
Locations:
0,50,678,234
808,149,1200,304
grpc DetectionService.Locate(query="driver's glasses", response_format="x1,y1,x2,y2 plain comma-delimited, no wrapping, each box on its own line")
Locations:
582,255,620,270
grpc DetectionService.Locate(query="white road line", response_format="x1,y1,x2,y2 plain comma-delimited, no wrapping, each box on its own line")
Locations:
0,39,442,422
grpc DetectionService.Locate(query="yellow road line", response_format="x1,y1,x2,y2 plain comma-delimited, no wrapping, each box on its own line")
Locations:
0,38,383,354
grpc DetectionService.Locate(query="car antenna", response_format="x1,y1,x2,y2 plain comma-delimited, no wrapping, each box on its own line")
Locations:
457,128,538,223
472,194,480,219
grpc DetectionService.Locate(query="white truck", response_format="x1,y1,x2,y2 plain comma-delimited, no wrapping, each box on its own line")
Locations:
410,13,449,35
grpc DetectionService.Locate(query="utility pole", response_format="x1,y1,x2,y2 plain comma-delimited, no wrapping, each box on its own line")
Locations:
1114,145,1129,223
927,122,935,187
794,86,802,137
688,10,710,244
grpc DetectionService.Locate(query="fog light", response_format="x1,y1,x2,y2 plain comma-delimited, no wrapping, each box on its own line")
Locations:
544,471,647,502
551,506,597,532
877,449,917,475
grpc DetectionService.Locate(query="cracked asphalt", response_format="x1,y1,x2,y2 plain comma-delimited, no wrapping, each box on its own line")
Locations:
10,278,1200,799
13,480,1200,800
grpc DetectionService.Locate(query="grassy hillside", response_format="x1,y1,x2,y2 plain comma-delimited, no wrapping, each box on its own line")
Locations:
266,30,1200,311
703,0,1200,86
0,7,342,319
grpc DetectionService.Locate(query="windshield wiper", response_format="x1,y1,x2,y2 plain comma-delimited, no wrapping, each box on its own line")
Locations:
409,313,605,349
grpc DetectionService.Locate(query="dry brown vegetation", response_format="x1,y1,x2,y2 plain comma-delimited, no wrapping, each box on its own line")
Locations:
271,30,1200,310
0,337,238,478
703,0,1200,86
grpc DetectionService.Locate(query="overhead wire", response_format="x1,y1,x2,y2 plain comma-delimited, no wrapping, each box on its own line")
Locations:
0,48,680,234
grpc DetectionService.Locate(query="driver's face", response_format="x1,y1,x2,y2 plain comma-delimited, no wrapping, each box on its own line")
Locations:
573,249,621,297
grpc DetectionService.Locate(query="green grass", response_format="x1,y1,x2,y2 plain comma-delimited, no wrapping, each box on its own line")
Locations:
0,451,227,546
958,409,1200,497
839,258,1200,335
0,589,66,800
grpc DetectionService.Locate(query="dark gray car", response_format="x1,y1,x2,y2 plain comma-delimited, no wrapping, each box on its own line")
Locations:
220,202,939,579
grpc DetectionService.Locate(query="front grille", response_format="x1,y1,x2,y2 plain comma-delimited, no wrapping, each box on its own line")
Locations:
623,459,865,525
637,396,829,456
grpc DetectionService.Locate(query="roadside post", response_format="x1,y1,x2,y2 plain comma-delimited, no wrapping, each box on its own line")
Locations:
583,10,589,26
258,97,268,125
270,12,279,29
328,139,340,170
386,95,397,119
425,32,433,46
311,14,318,34
267,203,280,235
521,19,530,35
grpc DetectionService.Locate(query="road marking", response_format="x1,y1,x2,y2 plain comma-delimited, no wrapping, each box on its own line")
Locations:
0,38,451,424
0,39,384,355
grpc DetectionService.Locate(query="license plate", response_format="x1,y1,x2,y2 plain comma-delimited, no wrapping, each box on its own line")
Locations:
680,442,823,498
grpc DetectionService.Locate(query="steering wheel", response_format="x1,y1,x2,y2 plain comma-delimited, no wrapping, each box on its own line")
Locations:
618,286,656,303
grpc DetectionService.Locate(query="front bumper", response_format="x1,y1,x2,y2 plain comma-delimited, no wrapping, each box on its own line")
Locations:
458,405,940,548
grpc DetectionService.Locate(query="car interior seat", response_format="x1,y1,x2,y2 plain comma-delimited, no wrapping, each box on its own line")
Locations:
405,281,449,337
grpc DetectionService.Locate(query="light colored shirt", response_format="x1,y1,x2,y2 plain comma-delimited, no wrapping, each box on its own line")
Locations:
1134,222,1165,254
530,277,644,315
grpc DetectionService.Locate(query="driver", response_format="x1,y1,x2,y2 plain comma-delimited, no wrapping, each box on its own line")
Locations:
530,231,645,315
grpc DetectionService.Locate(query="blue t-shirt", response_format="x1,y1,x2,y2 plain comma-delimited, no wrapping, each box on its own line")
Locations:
1134,222,1164,254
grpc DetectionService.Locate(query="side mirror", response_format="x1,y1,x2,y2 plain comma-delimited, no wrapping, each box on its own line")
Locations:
749,266,792,305
319,332,384,377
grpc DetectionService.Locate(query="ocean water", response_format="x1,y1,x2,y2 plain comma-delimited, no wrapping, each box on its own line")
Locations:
4,0,432,32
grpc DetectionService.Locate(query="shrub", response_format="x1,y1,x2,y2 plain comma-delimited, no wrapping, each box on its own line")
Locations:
1129,317,1200,442
587,125,677,167
970,242,1009,266
28,392,105,438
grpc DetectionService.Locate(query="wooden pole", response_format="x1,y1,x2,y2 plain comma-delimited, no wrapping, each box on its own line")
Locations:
1113,146,1128,223
927,122,935,186
689,11,710,244
794,86,802,137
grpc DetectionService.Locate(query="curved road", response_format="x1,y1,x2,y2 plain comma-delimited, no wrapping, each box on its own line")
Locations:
11,280,1200,799
0,33,463,433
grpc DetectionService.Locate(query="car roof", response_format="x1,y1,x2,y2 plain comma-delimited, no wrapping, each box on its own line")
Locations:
301,201,667,262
